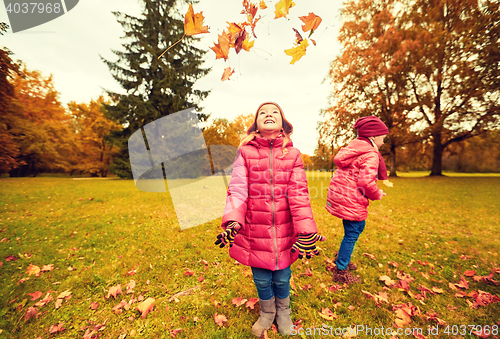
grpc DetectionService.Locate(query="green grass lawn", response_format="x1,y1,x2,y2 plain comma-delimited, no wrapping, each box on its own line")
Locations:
0,173,499,338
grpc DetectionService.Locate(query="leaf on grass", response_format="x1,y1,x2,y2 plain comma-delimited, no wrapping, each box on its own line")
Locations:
221,68,235,82
49,322,65,334
213,313,227,327
106,285,123,299
24,307,39,322
113,300,129,314
34,292,53,307
274,0,295,19
454,276,470,290
184,268,195,276
136,297,155,319
284,39,308,64
126,280,136,294
27,263,41,276
299,13,322,33
246,298,259,309
6,255,19,262
41,264,54,272
318,307,337,321
363,253,376,260
431,287,444,294
232,297,247,307
90,302,99,310
54,299,63,309
464,270,476,277
170,328,183,338
301,284,313,291
184,4,209,36
28,291,42,301
198,275,205,282
379,275,396,287
57,290,72,300
424,310,446,325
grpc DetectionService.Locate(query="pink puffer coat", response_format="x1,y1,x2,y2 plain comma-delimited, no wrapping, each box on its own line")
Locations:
326,139,384,221
221,135,317,271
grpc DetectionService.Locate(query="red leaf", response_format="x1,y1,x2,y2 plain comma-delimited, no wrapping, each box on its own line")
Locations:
363,253,376,260
214,313,227,327
170,328,183,338
90,302,99,310
198,275,205,282
184,268,195,276
23,307,39,322
464,270,476,277
246,298,259,309
49,322,66,334
28,291,42,301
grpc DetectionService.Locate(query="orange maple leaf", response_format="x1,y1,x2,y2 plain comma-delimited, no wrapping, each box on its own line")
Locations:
34,292,53,307
284,39,309,64
246,298,259,309
259,0,267,10
299,12,322,33
274,0,295,19
184,4,209,36
23,307,39,322
318,307,337,321
213,313,227,327
227,22,243,36
27,263,40,276
211,31,230,60
136,297,155,319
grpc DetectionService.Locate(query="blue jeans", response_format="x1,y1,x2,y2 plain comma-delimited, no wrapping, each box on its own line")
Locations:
251,266,291,300
336,219,366,270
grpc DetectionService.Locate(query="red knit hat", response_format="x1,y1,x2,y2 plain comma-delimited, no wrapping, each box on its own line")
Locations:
354,116,389,137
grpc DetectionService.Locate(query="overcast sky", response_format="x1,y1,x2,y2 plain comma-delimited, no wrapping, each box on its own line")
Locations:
0,0,343,155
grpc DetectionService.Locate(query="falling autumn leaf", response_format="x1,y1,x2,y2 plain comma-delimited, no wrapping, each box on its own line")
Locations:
221,67,235,81
211,32,231,60
184,4,209,36
214,313,228,327
293,28,303,44
284,39,309,64
259,0,267,10
136,297,155,319
28,291,42,301
274,0,295,19
299,12,322,33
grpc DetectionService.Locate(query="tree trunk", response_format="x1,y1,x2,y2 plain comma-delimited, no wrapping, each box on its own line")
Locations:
389,142,398,177
430,132,444,176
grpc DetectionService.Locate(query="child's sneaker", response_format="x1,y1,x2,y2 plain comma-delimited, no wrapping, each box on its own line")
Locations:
334,254,357,270
332,267,360,284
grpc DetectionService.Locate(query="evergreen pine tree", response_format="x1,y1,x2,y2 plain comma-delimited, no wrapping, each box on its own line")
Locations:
101,0,210,179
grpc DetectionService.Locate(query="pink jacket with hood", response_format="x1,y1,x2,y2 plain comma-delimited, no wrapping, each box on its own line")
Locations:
221,134,317,271
326,139,384,221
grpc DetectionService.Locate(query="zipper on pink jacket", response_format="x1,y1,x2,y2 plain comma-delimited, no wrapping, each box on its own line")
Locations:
270,140,279,271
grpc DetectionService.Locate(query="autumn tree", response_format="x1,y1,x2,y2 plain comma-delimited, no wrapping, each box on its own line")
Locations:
320,0,500,176
68,96,122,177
0,46,20,174
102,0,210,179
7,67,77,177
320,0,423,177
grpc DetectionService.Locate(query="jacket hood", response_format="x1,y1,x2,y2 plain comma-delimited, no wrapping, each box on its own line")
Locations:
248,134,293,148
334,138,375,168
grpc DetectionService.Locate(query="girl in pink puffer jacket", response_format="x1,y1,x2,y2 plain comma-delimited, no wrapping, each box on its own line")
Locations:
215,102,325,337
326,116,390,285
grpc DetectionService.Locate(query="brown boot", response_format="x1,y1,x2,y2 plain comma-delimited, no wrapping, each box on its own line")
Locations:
332,267,360,284
252,296,276,337
334,253,357,270
275,296,293,335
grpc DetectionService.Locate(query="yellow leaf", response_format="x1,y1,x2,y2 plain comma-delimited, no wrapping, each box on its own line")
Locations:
284,39,309,65
274,0,295,19
184,4,209,36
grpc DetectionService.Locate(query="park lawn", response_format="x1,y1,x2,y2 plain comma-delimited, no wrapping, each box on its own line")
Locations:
0,174,499,339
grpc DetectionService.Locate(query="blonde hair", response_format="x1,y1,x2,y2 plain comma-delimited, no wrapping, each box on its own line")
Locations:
239,102,293,158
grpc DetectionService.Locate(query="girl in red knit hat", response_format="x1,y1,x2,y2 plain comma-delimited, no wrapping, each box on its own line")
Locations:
215,102,325,336
325,115,391,284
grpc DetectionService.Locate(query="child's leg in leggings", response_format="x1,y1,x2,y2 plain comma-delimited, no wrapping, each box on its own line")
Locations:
336,219,366,270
